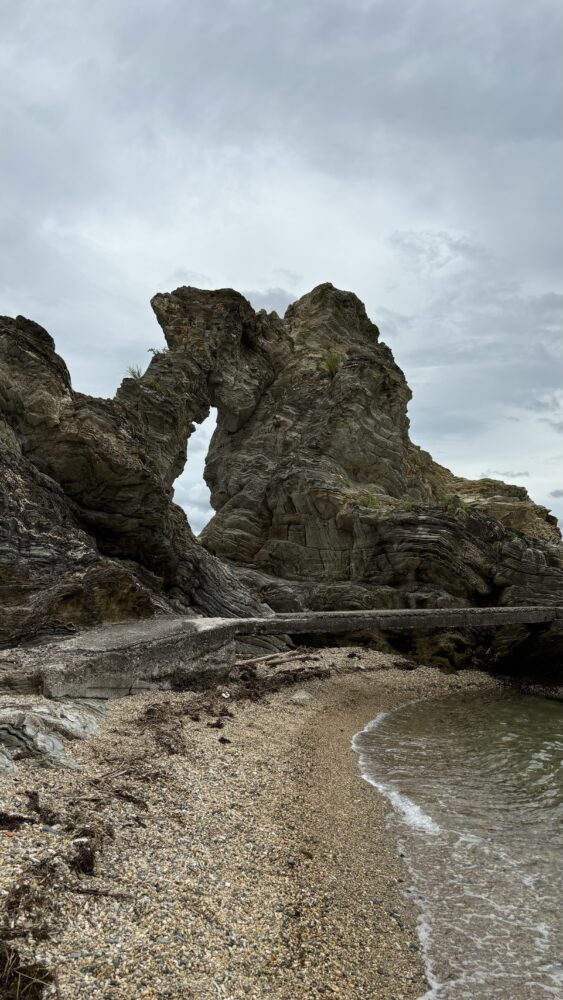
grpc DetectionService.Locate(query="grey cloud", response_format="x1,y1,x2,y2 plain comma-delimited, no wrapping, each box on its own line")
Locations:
1,1,561,523
173,481,213,535
173,411,217,532
3,2,561,215
274,268,302,286
244,288,294,316
550,489,563,498
165,269,213,289
187,436,213,457
411,410,492,441
187,411,218,456
383,232,562,432
389,231,490,278
483,470,530,479
374,307,414,342
532,396,563,435
0,220,159,397
521,393,563,414
103,0,561,148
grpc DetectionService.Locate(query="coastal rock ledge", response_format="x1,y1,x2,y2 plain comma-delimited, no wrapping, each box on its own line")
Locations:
1,283,562,676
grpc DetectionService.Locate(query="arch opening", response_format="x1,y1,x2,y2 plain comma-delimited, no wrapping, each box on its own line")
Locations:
172,408,217,535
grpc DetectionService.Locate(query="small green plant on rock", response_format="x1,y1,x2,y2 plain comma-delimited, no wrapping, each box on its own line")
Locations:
356,493,382,510
127,364,143,380
322,353,342,379
440,493,471,513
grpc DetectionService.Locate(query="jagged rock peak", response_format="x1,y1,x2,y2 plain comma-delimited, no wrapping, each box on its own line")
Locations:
285,282,380,339
161,283,560,622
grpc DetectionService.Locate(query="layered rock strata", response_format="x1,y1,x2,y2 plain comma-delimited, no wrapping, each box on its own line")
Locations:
0,311,273,647
1,285,562,677
188,284,562,613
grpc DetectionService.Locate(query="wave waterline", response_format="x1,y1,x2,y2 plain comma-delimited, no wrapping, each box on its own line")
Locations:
352,707,441,837
352,691,563,999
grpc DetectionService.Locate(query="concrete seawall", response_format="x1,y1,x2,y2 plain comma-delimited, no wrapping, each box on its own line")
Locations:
1,606,561,700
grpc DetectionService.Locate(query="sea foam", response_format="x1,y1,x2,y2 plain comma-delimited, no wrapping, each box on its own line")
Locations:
352,709,441,836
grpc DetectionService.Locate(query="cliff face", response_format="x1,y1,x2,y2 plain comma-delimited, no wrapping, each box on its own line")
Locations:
185,284,562,616
1,285,561,657
0,311,271,646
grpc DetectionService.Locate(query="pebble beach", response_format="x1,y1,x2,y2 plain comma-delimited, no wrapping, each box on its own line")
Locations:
0,650,499,999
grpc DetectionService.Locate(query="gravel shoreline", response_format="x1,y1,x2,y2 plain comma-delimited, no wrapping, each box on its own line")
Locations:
0,649,500,999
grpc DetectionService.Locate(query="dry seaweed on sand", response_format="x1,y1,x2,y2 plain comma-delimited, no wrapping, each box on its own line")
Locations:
0,943,54,999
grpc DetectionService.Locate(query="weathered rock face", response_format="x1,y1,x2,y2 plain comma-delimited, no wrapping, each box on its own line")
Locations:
0,696,104,771
0,425,154,645
0,311,272,647
1,285,562,671
175,284,562,617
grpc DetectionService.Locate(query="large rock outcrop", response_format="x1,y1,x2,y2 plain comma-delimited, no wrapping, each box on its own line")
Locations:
0,310,274,647
181,284,562,615
1,284,562,674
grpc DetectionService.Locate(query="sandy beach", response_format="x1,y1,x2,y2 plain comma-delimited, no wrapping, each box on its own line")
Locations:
0,649,500,999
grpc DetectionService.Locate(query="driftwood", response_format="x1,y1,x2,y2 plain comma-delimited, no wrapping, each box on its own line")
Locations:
63,886,130,900
54,970,63,1000
91,750,166,783
0,926,47,941
234,649,318,669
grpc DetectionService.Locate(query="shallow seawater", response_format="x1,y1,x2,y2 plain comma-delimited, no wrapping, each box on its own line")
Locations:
353,691,563,999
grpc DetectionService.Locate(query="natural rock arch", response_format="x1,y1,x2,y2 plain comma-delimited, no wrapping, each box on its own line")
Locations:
1,283,562,651
154,284,561,616
0,297,277,644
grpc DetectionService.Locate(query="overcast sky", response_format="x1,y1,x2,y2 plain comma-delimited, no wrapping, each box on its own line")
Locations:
2,0,562,533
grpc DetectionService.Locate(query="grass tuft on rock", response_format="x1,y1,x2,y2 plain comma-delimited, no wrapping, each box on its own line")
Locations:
321,353,342,379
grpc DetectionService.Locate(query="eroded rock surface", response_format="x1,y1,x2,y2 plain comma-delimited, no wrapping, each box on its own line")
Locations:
0,696,104,770
0,311,273,647
1,285,562,677
179,284,562,612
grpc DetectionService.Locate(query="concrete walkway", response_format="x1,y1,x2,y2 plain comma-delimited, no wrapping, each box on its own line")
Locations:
1,605,561,700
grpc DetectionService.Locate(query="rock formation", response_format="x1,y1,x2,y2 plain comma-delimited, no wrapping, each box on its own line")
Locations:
1,285,562,674
189,284,562,614
0,696,103,772
0,312,272,648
